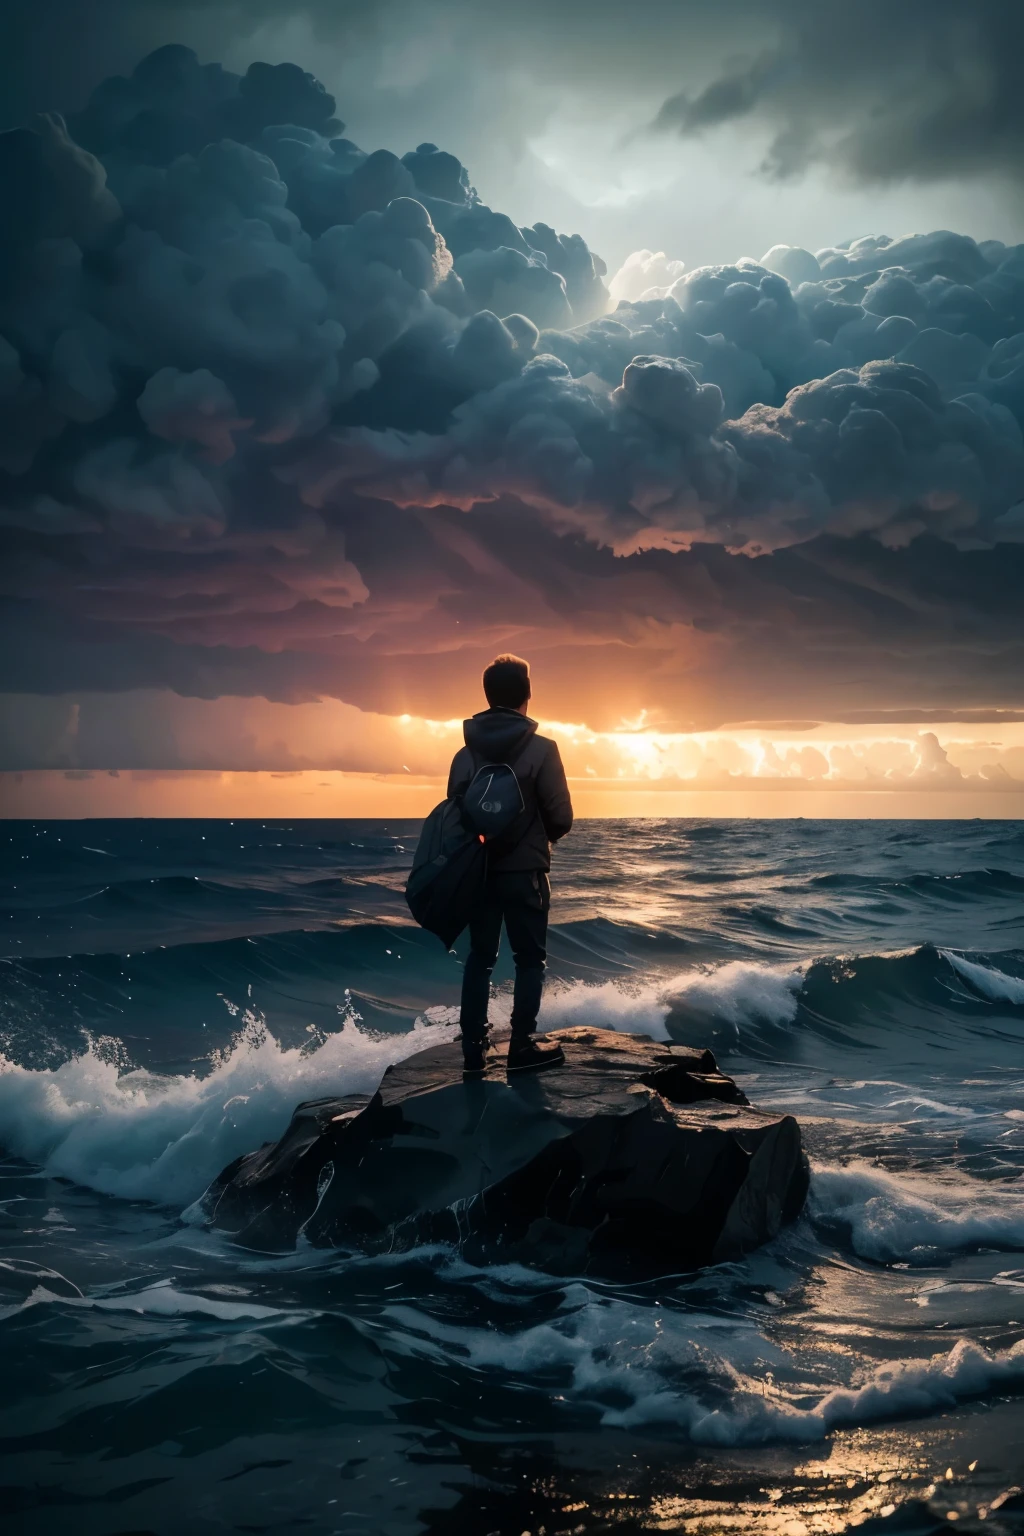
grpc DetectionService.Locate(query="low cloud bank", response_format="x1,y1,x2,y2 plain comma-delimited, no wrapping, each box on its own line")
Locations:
1,689,1021,792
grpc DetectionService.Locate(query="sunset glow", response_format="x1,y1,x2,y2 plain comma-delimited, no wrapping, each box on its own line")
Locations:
5,711,1024,818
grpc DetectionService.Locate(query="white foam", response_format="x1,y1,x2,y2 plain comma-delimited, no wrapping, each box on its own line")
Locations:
0,1279,299,1324
382,1289,800,1443
810,1161,1024,1262
85,1282,290,1320
884,1094,972,1118
538,960,804,1045
0,960,808,1209
379,1282,1024,1446
685,1335,1023,1443
813,1335,1024,1435
539,977,674,1040
664,960,805,1029
941,950,1024,1005
0,1014,458,1207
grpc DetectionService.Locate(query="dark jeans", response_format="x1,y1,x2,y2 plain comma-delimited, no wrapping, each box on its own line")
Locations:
459,869,550,1043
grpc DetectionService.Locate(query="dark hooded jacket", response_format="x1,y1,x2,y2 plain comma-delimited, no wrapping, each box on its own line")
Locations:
447,707,573,872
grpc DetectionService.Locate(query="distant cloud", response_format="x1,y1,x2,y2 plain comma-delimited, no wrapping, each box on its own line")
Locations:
2,688,1022,791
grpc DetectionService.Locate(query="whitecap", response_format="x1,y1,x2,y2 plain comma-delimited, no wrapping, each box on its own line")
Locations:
537,959,805,1045
810,1161,1024,1262
0,1014,458,1207
376,1282,1024,1446
941,950,1024,1005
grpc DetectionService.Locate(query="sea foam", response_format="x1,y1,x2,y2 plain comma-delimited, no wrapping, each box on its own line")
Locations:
0,962,798,1207
941,949,1024,1005
382,1279,1024,1445
811,1161,1024,1261
1,1279,299,1325
538,959,804,1044
0,1014,458,1206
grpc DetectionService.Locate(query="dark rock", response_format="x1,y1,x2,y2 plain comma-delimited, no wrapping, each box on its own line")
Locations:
193,1027,809,1275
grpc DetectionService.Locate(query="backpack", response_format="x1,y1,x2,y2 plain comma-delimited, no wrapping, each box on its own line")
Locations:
405,797,486,949
405,742,531,947
460,756,526,841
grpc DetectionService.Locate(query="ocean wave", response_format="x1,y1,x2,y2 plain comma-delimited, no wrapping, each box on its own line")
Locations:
382,1277,1024,1445
3,913,688,1000
0,1014,457,1206
0,1278,300,1325
0,959,796,1204
1,872,412,961
538,977,677,1039
677,1334,1024,1445
0,921,457,1063
5,900,1022,1043
662,959,806,1042
40,873,283,910
808,867,1024,900
10,929,1020,1075
941,949,1024,1005
536,959,805,1048
4,938,1024,1208
545,945,1024,1057
13,1228,1024,1448
810,1161,1024,1262
47,871,387,910
793,943,1024,1048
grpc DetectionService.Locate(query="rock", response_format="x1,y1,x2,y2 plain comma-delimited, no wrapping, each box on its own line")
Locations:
194,1027,809,1275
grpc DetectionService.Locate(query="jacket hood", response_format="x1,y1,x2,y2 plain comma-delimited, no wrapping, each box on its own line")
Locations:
463,708,538,764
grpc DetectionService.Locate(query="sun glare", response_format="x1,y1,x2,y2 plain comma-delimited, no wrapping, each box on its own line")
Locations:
6,712,1024,819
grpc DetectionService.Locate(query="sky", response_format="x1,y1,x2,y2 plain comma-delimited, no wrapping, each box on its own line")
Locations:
2,0,1024,817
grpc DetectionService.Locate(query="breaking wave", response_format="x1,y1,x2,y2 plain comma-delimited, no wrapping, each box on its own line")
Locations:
810,1161,1024,1262
0,1014,457,1206
4,942,1024,1206
380,1265,1024,1445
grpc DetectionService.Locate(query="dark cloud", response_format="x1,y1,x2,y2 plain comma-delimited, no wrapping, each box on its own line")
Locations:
3,518,1024,740
7,3,1024,191
2,40,1024,756
653,0,1024,186
305,231,1024,555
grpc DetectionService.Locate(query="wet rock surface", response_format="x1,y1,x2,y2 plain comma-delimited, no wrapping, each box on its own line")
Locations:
194,1027,809,1274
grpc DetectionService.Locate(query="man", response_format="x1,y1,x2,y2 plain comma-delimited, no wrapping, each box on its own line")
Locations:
448,654,573,1075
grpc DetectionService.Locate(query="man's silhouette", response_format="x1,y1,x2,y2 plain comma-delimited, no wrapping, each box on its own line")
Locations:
448,654,574,1074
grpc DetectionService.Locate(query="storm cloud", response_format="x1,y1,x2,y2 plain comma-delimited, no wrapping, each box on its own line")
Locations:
7,3,1024,186
3,40,1024,757
652,0,1024,186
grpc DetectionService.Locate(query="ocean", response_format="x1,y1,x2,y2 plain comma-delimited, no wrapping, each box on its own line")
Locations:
2,816,1024,1534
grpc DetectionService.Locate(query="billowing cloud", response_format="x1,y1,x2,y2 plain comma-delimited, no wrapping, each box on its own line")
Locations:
3,42,1024,759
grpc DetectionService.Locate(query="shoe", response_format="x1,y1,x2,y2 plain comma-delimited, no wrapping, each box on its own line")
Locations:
462,1038,488,1076
507,1037,565,1073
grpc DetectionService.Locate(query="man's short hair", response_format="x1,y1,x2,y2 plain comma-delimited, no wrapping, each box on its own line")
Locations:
483,654,531,710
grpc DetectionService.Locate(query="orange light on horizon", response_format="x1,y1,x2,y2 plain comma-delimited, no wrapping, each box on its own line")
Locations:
2,767,1024,821
3,692,1024,818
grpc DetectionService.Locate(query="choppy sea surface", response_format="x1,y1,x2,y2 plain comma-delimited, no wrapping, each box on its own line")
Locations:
2,816,1024,1535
